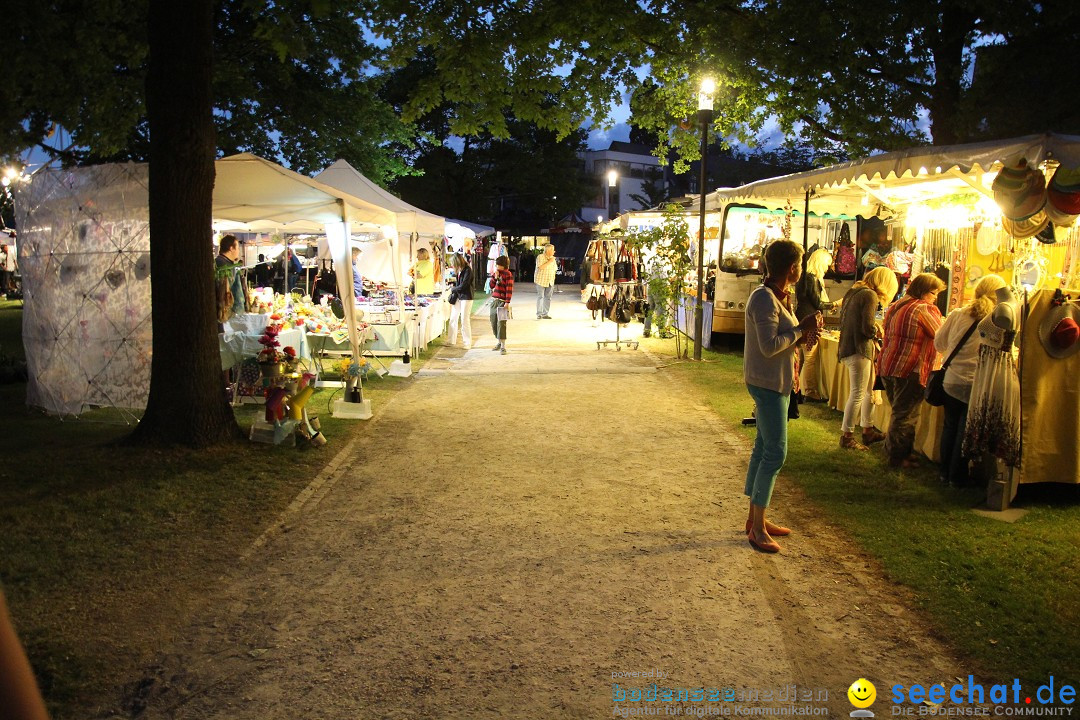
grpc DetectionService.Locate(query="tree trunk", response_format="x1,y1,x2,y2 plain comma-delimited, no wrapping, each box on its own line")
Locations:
926,3,976,146
129,0,243,446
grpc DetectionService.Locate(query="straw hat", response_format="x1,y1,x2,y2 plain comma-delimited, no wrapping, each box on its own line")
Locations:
1001,211,1049,239
1038,298,1080,359
992,159,1047,221
1047,166,1080,216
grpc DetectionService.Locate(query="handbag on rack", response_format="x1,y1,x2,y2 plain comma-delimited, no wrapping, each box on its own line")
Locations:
590,243,604,283
924,319,980,406
607,287,633,324
614,244,632,282
585,287,600,311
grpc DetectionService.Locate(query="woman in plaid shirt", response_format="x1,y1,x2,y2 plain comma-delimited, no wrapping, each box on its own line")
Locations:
877,273,946,467
489,255,514,354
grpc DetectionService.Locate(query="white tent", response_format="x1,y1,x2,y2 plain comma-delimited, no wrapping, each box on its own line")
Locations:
315,159,445,239
15,153,396,415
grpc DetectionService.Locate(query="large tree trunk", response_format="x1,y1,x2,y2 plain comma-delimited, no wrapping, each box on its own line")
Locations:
130,0,242,446
926,3,976,146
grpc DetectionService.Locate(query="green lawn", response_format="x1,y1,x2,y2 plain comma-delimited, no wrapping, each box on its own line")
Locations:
0,301,446,717
640,334,1080,687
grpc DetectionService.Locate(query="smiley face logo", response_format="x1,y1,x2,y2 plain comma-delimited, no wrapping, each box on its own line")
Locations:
848,678,877,708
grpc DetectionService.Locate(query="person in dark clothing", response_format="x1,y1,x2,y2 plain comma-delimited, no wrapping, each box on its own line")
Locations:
448,253,474,347
254,254,274,288
794,248,835,399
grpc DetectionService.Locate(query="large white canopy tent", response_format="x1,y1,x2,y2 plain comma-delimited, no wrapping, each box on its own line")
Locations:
15,152,397,415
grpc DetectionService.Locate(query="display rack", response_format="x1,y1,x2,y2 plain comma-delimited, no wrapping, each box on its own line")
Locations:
595,282,639,351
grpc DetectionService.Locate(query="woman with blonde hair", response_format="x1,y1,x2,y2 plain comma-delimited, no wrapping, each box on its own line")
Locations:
877,272,946,467
447,253,474,347
795,247,836,399
410,247,435,295
933,274,1006,485
837,267,899,449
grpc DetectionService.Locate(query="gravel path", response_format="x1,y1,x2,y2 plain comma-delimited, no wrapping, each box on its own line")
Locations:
122,285,966,719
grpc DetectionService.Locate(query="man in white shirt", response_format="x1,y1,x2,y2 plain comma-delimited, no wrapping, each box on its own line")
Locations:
534,244,557,319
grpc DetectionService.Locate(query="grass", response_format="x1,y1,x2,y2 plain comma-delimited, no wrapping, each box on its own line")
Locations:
641,333,1080,687
0,299,447,718
0,297,23,359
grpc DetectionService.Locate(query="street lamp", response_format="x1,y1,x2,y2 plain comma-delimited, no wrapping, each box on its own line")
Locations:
606,169,618,220
693,77,715,361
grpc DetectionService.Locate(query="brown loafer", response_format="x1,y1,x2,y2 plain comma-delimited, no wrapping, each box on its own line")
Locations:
861,428,886,445
839,434,869,450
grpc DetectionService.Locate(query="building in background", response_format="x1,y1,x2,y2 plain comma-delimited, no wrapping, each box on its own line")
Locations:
580,142,667,222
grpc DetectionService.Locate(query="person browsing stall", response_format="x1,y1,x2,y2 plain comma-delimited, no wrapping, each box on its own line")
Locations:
215,234,246,321
933,274,1006,486
794,247,836,400
877,273,946,468
351,247,365,300
489,255,513,354
410,248,435,295
534,243,557,319
836,266,898,450
743,240,821,554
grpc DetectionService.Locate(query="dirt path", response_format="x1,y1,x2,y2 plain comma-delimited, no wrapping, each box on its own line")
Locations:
121,286,966,719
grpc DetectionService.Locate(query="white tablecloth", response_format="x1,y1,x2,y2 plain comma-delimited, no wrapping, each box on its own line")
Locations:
219,326,307,370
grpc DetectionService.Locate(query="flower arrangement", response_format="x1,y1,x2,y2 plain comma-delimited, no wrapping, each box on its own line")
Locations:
256,323,296,366
333,356,370,380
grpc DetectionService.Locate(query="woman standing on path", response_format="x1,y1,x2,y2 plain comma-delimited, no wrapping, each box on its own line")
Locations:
743,240,821,553
447,253,474,348
837,267,898,450
877,273,945,468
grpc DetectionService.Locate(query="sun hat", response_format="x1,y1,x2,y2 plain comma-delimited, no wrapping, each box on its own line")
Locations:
1001,211,1049,239
1037,297,1080,359
1047,166,1080,216
992,159,1047,221
1044,200,1079,229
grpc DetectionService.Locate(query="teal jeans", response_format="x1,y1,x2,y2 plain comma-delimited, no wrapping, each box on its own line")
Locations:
744,383,789,508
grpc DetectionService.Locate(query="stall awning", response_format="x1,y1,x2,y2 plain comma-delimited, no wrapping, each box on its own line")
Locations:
708,133,1080,216
315,159,445,238
213,153,397,232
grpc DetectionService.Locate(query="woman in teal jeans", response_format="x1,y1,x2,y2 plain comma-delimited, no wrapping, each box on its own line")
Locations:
743,240,821,553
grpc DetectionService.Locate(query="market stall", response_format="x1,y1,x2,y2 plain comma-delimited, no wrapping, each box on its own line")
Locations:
15,153,397,418
708,132,1080,496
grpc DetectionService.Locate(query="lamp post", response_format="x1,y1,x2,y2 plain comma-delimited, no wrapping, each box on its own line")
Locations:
605,168,618,221
693,78,715,361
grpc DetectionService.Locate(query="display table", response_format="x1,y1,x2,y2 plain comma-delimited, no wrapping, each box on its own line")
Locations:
816,333,943,462
219,324,309,371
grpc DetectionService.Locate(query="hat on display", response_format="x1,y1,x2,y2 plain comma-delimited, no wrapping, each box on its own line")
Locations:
1047,166,1080,216
1037,296,1080,359
1044,201,1079,229
1001,211,1049,239
992,159,1047,221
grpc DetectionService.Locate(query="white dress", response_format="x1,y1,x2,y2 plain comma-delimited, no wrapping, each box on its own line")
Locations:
963,312,1021,466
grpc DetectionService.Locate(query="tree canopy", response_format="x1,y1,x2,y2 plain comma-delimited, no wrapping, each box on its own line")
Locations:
362,0,1080,166
2,0,415,184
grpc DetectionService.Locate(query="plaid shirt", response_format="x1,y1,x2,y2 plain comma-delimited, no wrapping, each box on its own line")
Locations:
534,253,557,287
491,267,514,302
877,296,943,385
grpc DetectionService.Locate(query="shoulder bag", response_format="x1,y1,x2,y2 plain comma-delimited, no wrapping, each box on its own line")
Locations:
924,318,979,406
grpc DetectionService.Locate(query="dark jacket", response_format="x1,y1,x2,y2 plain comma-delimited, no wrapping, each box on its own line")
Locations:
838,286,880,361
452,263,474,300
794,273,826,322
